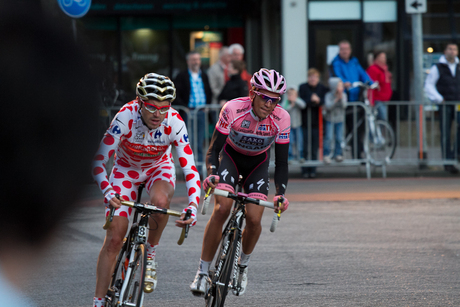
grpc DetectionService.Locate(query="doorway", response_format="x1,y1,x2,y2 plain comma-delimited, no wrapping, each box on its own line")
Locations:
308,21,364,83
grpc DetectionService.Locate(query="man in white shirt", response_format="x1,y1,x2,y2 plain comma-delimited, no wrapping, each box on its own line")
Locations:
424,43,460,173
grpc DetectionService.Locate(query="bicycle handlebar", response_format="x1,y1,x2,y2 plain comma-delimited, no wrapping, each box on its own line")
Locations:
212,189,282,232
102,201,188,245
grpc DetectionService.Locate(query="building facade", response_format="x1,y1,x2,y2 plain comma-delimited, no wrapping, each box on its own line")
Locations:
46,0,459,104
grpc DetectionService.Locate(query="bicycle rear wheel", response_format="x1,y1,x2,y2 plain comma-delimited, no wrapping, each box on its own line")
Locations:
123,243,146,307
369,120,396,165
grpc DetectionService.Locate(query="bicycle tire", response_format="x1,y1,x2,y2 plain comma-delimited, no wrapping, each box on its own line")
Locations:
106,238,128,307
368,120,396,165
216,229,238,307
123,243,146,307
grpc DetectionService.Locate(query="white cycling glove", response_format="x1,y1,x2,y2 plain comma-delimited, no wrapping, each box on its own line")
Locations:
104,190,117,207
182,205,197,227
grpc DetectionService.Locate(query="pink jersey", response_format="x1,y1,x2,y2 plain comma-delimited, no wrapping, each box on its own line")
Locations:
216,97,291,156
92,100,201,206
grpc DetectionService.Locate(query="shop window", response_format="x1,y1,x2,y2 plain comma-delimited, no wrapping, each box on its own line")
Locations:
364,22,397,88
363,1,397,23
309,1,361,20
120,17,170,94
423,16,451,35
426,0,448,13
78,17,119,105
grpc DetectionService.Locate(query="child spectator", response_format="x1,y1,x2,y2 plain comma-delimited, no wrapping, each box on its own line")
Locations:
323,77,348,163
299,68,327,178
281,88,306,161
218,60,248,106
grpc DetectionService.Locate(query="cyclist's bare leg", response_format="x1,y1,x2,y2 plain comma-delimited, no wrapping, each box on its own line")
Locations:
241,204,264,255
95,216,129,297
147,180,174,245
200,195,233,261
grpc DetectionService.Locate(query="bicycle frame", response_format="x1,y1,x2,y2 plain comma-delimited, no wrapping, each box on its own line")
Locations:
205,182,279,306
104,183,188,307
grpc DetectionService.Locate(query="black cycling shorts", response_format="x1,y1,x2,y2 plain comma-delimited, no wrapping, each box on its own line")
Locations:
215,144,270,201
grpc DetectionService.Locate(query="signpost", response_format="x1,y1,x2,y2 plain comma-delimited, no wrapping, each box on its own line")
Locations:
57,0,92,41
406,0,427,164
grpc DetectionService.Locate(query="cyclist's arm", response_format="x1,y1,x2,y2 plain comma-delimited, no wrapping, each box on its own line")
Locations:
274,112,291,196
274,142,289,196
206,129,228,175
92,114,127,196
172,122,202,207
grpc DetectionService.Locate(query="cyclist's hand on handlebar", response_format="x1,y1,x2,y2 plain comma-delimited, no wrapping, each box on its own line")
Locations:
273,195,289,213
203,175,219,191
104,189,122,208
176,204,197,228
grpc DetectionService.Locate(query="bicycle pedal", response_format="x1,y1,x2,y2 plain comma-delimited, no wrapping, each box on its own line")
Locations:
144,281,155,293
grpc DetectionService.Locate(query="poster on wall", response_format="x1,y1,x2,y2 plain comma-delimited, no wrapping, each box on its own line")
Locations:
190,31,223,69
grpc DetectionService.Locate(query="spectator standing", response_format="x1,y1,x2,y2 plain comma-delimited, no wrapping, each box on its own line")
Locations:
424,43,460,174
281,88,306,161
207,46,230,106
366,51,393,121
174,51,212,164
298,68,328,178
228,43,252,92
218,60,248,106
323,77,348,163
331,40,373,159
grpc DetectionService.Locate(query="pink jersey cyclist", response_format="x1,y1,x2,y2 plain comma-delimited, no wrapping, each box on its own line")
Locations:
92,100,201,217
216,96,290,156
190,68,291,296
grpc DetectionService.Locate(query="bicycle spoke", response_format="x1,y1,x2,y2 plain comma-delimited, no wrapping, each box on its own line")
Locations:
123,244,146,307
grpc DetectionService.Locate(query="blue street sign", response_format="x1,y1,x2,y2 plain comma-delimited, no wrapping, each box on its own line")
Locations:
57,0,91,18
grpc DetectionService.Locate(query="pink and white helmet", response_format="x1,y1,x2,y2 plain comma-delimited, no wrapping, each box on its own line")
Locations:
250,68,287,95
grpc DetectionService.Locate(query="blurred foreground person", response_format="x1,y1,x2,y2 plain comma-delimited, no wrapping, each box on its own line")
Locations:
0,5,98,307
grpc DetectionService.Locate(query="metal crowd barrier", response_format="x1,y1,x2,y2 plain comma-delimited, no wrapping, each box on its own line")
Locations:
99,100,460,180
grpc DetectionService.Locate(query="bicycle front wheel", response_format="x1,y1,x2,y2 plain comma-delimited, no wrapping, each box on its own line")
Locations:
214,229,238,307
123,243,146,307
106,238,128,307
369,120,396,165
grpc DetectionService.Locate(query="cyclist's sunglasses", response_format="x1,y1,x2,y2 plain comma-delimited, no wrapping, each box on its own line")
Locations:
141,100,171,115
253,91,281,105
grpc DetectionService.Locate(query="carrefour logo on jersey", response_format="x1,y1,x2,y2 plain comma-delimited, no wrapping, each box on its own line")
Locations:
258,124,272,132
111,125,121,135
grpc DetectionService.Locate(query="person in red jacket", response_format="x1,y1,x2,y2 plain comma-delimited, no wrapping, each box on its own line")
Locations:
366,51,393,121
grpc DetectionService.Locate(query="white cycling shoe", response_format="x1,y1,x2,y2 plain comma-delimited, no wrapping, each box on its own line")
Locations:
233,265,248,296
144,258,157,293
190,273,208,296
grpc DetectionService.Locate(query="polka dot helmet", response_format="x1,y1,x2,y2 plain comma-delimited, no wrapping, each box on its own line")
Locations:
136,73,176,102
250,68,287,95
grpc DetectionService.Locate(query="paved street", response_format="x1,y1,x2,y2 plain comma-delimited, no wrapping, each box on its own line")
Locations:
24,176,460,306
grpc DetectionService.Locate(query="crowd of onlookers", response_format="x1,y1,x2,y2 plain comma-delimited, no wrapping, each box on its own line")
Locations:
172,39,460,178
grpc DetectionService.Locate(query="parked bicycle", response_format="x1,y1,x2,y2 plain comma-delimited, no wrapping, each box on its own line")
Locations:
103,183,191,307
344,81,396,165
200,176,282,307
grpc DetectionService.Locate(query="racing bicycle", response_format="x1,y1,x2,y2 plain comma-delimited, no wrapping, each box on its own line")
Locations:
103,183,191,307
344,81,396,165
200,176,282,307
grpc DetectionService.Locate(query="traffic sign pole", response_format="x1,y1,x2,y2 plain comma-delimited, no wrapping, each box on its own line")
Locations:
406,0,428,165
